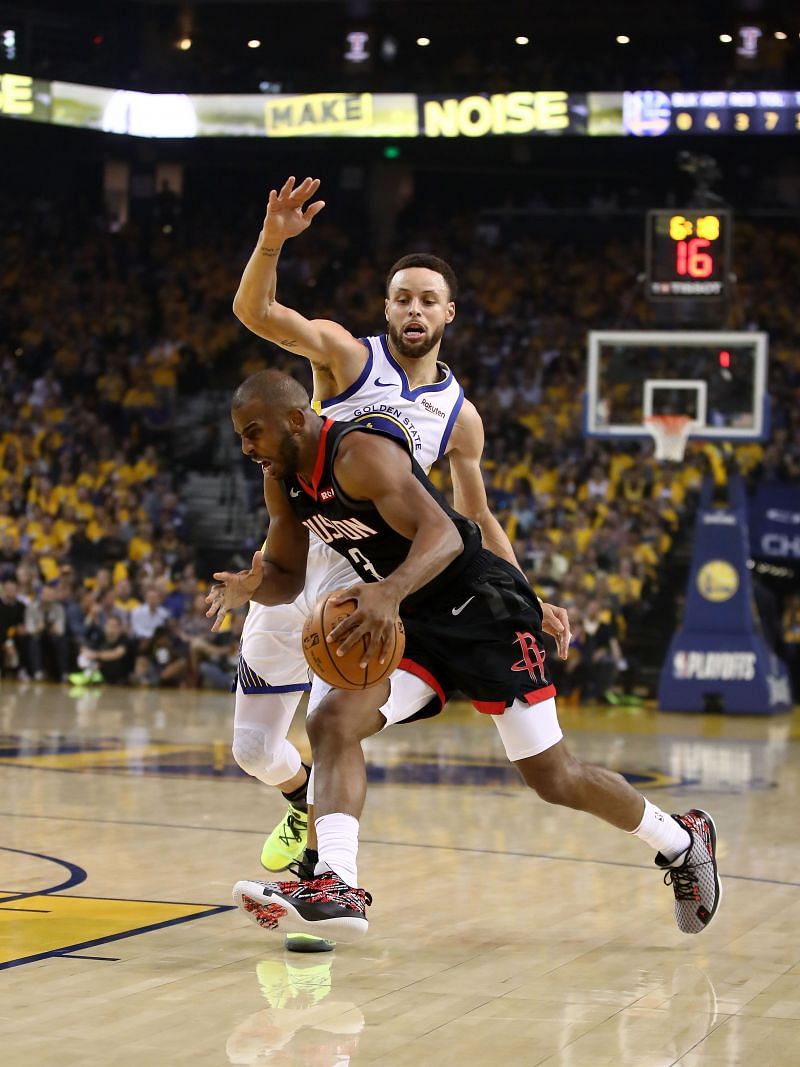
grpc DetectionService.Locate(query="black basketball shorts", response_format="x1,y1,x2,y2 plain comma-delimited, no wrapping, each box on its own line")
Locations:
400,550,556,715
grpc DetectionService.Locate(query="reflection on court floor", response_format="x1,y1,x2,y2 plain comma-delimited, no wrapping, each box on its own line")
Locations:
2,683,799,1065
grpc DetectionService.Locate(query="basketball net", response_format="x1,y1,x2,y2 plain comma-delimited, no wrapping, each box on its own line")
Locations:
644,415,694,463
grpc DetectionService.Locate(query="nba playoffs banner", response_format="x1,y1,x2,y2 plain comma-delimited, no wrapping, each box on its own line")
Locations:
658,476,792,714
3,73,800,138
749,483,800,561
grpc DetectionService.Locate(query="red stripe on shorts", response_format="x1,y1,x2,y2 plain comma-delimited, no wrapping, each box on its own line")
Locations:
473,684,557,716
472,700,506,716
524,684,557,705
398,658,446,709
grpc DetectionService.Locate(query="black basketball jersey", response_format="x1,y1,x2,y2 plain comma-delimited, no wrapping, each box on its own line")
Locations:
283,419,482,614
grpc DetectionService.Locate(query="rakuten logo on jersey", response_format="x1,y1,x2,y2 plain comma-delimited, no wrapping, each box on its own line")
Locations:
673,650,757,681
420,398,446,419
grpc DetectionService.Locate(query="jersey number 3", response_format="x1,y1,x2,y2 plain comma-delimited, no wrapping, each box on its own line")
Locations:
347,547,384,581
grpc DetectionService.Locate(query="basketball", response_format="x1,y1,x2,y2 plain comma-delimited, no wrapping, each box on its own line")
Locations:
302,590,405,690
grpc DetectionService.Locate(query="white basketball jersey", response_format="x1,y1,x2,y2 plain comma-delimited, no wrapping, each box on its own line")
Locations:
313,334,464,469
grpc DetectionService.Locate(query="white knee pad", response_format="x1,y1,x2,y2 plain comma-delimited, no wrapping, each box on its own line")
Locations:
232,727,302,787
232,688,305,787
231,726,269,778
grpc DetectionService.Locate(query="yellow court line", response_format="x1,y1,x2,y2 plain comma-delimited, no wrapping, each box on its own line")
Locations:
0,891,227,968
0,743,206,771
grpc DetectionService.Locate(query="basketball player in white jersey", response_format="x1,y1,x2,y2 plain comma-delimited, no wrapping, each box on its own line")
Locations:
225,176,570,930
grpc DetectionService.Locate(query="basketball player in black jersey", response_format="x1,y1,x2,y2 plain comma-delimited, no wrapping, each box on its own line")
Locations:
209,371,721,944
229,174,572,949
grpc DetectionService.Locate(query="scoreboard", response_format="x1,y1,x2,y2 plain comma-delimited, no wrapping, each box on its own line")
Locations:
645,209,731,301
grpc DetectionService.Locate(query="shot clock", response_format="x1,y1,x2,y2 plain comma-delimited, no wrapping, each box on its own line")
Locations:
645,209,731,301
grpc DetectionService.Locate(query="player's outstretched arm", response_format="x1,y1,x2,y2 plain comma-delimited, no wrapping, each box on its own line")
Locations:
445,399,571,658
205,478,309,630
232,175,365,370
326,435,464,664
445,398,522,567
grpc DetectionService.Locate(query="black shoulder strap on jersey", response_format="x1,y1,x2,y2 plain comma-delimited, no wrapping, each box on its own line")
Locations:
328,424,414,511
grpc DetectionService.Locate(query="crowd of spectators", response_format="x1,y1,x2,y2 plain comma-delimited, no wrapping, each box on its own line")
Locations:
0,188,797,701
0,210,244,687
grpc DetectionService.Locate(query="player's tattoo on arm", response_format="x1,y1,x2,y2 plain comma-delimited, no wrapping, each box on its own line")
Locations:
278,338,299,348
260,246,280,256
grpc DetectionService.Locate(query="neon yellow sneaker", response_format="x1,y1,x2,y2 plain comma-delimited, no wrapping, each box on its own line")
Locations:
260,804,308,872
67,669,103,687
284,932,335,953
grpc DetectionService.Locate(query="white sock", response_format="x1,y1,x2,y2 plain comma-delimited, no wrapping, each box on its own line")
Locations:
314,813,360,887
630,798,691,862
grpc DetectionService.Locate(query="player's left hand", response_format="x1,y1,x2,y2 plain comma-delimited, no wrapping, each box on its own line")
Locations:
205,551,264,632
540,601,571,660
327,583,401,668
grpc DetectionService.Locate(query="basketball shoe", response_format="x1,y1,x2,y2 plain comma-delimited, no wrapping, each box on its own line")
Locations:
260,805,308,872
233,872,372,943
284,850,336,953
656,809,721,934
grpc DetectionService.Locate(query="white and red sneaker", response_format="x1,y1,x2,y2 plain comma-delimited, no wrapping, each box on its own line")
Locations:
656,809,721,934
233,873,372,943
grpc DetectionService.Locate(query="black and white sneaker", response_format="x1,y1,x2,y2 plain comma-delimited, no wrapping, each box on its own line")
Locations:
656,809,721,934
233,873,372,943
284,851,337,953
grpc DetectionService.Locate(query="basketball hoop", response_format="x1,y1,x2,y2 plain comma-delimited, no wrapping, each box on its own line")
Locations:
644,415,695,463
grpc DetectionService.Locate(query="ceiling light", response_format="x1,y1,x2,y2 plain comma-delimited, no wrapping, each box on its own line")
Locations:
616,34,630,45
515,36,529,46
774,31,787,40
416,37,430,47
247,39,261,49
719,33,732,43
178,37,192,51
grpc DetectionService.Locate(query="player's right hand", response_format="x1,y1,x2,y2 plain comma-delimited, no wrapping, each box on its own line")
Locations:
262,176,326,246
205,550,264,632
327,583,401,668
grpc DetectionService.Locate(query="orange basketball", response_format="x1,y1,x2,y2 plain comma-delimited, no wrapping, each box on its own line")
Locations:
302,590,405,690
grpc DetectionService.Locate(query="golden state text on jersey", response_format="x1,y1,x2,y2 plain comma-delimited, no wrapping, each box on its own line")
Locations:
313,334,464,471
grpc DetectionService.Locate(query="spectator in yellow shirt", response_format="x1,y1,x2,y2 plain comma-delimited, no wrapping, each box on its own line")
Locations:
129,522,155,563
122,371,158,414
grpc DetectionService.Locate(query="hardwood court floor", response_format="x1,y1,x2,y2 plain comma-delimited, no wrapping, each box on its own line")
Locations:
2,681,800,1066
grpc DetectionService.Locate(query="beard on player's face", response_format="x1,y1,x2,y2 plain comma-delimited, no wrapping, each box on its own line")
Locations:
387,319,446,360
275,430,301,478
252,428,301,479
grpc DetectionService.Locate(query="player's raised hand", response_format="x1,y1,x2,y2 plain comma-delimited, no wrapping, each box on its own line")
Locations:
205,551,264,632
262,176,325,246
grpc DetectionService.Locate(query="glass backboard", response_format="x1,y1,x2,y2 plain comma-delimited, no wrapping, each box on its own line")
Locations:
585,330,769,441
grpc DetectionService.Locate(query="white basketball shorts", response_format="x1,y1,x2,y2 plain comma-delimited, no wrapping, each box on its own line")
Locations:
237,538,360,694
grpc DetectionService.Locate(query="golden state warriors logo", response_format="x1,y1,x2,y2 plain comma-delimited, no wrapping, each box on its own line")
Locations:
352,409,421,452
697,560,739,602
